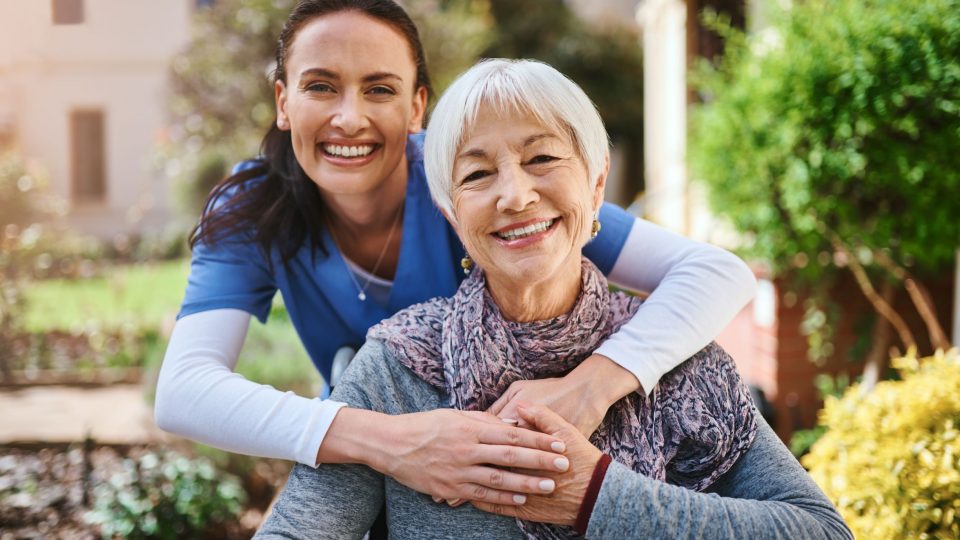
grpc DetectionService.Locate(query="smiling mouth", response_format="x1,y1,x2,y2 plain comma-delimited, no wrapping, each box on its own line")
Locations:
495,218,557,241
322,143,377,158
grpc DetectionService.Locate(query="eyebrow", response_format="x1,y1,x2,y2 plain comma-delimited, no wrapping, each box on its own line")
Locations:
299,68,404,84
457,133,557,160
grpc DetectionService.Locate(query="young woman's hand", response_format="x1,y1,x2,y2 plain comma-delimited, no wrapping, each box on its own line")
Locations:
487,353,639,437
318,407,571,506
472,403,603,525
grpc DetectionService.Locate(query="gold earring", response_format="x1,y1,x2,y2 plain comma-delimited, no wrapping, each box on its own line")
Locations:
591,217,602,239
460,254,474,274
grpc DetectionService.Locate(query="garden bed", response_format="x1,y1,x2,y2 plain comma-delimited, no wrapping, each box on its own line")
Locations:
0,329,158,388
0,443,290,539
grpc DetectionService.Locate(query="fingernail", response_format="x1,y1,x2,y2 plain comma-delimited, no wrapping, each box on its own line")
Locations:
432,496,443,503
513,494,527,504
551,441,566,453
554,457,569,471
501,418,519,424
539,479,556,492
447,498,462,506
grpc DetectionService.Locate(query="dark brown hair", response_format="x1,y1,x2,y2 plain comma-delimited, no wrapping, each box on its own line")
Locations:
190,0,432,262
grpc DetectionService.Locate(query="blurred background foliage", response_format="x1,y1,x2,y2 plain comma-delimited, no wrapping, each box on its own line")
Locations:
85,449,247,538
690,0,959,371
691,0,960,280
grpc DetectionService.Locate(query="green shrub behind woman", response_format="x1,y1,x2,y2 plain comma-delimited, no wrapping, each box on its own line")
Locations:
803,348,960,539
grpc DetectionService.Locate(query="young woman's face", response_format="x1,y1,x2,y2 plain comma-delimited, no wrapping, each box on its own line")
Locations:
275,11,427,198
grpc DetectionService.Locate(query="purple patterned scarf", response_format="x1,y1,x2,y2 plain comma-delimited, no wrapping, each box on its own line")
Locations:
369,259,757,539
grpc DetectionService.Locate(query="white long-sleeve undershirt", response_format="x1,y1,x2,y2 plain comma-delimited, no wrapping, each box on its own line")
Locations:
154,219,756,466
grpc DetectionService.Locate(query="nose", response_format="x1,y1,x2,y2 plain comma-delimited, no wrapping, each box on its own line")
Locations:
495,163,539,213
330,92,369,134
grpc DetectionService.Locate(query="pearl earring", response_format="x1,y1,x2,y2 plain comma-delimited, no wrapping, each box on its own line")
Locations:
460,254,474,275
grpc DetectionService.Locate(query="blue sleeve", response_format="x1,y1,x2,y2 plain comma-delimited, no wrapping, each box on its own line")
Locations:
178,161,278,323
583,202,634,275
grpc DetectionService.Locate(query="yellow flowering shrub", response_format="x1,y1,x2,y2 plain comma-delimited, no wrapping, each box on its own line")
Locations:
803,349,960,539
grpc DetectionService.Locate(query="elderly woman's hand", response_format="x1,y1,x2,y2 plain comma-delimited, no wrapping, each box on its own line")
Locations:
472,403,603,526
488,353,640,437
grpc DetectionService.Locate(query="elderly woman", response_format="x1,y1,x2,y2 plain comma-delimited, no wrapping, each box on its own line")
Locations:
255,60,851,539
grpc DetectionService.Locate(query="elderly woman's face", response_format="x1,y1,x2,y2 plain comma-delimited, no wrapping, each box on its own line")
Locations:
451,107,604,288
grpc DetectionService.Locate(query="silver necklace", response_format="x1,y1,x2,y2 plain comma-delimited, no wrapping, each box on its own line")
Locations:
329,206,403,302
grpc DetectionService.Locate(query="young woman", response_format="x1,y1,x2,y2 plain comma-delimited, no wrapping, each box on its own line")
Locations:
154,0,757,507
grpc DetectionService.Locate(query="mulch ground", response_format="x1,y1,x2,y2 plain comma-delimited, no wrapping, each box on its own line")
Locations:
1,445,129,539
0,444,284,539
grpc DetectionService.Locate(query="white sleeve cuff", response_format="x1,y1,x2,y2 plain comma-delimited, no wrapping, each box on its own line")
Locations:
593,339,660,397
596,218,757,396
298,399,347,467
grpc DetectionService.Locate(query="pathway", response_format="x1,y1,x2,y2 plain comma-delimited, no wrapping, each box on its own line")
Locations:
0,384,164,445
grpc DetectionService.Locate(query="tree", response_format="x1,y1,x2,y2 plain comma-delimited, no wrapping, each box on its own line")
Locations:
690,0,960,378
162,0,291,218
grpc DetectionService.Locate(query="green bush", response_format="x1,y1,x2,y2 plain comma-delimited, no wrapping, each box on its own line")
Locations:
803,349,960,539
0,150,44,375
690,0,960,281
85,450,246,539
0,150,49,229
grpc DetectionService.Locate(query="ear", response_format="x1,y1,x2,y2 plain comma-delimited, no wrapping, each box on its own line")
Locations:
275,80,290,131
408,86,428,134
438,205,459,234
592,154,610,212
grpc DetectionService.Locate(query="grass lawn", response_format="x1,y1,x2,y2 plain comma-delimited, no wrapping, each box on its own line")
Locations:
21,260,191,333
20,259,322,395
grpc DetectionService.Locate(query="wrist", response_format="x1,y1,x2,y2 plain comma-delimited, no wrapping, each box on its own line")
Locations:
577,354,641,406
315,407,391,471
574,453,612,534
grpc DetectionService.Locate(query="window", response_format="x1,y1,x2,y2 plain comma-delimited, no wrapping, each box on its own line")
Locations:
52,0,84,25
70,110,106,204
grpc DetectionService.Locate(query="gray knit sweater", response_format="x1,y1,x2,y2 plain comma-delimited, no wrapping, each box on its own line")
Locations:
256,340,852,539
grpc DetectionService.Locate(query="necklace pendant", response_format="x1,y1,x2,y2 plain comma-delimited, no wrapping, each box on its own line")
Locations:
357,291,366,301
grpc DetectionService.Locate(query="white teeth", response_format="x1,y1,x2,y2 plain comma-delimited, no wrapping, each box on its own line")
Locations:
497,219,555,240
323,144,374,157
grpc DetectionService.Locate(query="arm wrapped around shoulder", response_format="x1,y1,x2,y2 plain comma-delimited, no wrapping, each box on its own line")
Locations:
659,342,759,491
585,344,853,539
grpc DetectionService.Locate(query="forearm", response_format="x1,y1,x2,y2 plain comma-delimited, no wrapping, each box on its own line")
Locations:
566,353,640,406
598,218,757,393
315,407,397,471
587,419,852,540
154,309,343,465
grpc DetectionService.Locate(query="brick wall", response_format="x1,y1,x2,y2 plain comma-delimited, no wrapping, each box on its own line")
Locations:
718,269,954,443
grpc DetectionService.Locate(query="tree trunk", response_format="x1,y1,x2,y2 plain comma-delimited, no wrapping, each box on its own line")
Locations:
953,248,960,346
861,281,896,393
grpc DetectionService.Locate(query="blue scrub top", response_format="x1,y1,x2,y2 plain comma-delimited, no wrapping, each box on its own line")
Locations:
179,133,633,383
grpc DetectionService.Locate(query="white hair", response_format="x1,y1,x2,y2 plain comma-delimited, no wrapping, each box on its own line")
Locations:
423,59,610,220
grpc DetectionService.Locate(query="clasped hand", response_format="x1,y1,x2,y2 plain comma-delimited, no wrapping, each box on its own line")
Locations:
472,403,603,526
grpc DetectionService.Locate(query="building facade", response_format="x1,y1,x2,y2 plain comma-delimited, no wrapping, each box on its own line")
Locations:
0,0,193,237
